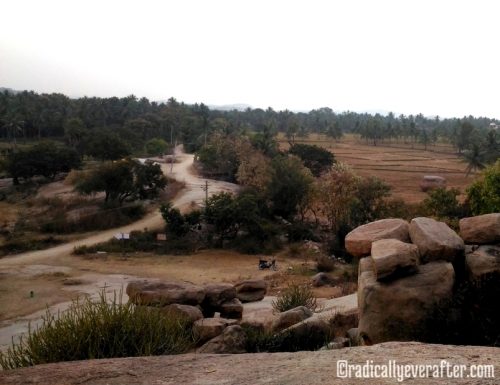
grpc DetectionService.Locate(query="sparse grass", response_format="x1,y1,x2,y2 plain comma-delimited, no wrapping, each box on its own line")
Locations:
0,290,195,370
272,283,317,313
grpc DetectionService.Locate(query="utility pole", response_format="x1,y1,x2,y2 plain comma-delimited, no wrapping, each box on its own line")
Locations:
202,180,209,204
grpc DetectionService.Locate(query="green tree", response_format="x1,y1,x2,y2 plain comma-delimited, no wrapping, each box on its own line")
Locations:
267,155,314,220
145,138,169,156
83,130,131,161
75,159,166,204
6,142,81,185
466,160,500,215
160,202,189,237
64,118,87,149
423,188,462,219
288,143,335,177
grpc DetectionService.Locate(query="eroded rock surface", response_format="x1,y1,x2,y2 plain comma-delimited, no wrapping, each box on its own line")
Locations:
460,213,500,244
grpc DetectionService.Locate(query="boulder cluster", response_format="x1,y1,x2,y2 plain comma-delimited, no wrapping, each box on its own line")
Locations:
346,214,500,345
126,279,267,353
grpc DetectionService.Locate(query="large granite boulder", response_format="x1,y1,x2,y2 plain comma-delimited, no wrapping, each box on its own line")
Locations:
126,280,205,306
193,318,238,344
234,280,267,303
345,219,410,258
272,306,313,332
419,175,446,192
370,239,419,281
409,217,464,263
281,316,331,348
197,325,247,354
161,304,203,324
358,261,455,344
459,214,500,244
465,245,500,281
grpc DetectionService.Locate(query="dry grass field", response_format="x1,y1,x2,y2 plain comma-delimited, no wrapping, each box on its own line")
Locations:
279,133,475,203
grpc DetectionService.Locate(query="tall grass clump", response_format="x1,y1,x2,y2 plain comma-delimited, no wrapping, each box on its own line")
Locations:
0,291,194,369
272,283,317,313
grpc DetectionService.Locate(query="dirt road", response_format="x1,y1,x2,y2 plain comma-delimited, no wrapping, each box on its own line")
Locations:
0,148,238,268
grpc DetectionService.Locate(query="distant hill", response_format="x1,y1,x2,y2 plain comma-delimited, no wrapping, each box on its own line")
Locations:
0,87,20,95
207,104,252,112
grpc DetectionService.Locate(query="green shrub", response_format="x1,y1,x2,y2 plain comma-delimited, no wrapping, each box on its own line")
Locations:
272,283,317,313
0,291,194,369
466,160,500,215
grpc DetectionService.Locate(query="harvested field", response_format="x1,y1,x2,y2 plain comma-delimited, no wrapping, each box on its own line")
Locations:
279,134,475,203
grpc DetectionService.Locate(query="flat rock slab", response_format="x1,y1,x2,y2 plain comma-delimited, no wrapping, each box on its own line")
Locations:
409,217,464,263
2,342,499,385
371,239,419,281
345,219,410,258
126,280,205,306
460,213,500,244
234,280,267,303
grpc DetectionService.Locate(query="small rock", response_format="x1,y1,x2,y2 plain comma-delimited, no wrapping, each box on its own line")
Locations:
272,306,313,332
219,298,243,319
197,325,247,354
371,239,419,281
419,175,446,192
201,283,237,317
346,328,361,346
312,272,334,287
409,217,464,263
459,214,500,244
332,336,350,347
234,280,267,303
193,318,238,344
345,219,410,258
161,304,203,324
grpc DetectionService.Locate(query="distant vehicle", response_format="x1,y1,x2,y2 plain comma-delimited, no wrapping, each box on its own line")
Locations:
259,258,277,271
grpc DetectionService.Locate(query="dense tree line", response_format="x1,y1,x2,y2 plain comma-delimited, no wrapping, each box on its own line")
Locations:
1,90,499,159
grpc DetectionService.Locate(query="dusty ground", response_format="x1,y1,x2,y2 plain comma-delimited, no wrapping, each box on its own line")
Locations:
0,148,349,349
279,134,475,203
1,342,498,384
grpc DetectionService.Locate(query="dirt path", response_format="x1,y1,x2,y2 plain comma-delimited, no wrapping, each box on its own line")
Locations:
0,147,238,268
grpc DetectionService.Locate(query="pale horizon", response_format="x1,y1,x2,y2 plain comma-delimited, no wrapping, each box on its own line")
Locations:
1,0,499,119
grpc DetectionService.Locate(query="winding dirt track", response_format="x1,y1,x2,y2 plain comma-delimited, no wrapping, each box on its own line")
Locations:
0,148,238,268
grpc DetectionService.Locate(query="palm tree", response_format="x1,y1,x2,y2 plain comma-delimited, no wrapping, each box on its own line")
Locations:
463,143,486,176
1,118,24,149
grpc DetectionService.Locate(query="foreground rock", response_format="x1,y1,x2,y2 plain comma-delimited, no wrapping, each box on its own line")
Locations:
419,175,446,192
5,343,497,385
409,217,464,263
193,318,238,344
465,245,500,280
460,213,500,244
219,298,243,319
370,239,419,281
126,280,205,306
234,280,267,302
345,219,410,257
201,283,237,317
358,261,455,344
198,325,247,354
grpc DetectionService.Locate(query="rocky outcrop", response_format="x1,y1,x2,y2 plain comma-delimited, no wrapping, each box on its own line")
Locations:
192,317,238,344
161,304,203,324
358,261,455,344
409,217,464,263
234,280,267,302
370,239,419,281
465,245,500,280
126,280,205,306
419,175,446,192
460,213,500,244
197,325,247,354
345,219,410,257
271,306,313,332
3,343,499,385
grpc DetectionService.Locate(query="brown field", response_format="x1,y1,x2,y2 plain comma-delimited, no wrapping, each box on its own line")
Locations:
279,133,476,204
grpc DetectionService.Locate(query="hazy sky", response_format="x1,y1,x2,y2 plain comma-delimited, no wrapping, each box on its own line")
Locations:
1,0,499,118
